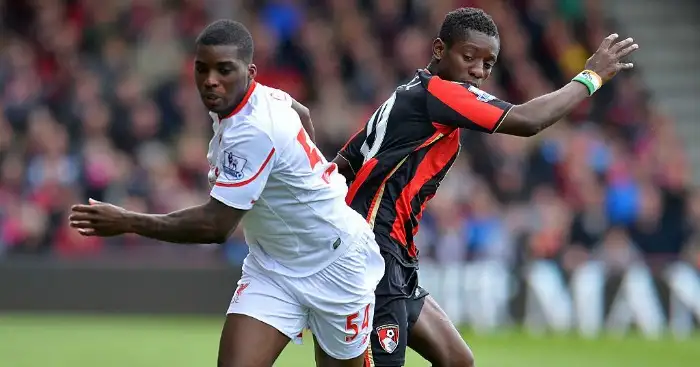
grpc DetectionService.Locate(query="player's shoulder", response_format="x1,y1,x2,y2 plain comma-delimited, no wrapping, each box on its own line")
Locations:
391,70,432,98
219,116,274,147
258,83,293,103
249,83,294,112
223,83,300,146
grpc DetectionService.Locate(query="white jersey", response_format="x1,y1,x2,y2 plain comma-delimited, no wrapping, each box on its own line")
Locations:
207,81,371,277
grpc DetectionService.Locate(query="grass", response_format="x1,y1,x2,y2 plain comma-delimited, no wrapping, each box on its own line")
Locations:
0,313,698,366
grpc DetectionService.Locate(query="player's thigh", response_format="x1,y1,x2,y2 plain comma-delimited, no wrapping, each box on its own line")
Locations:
313,335,370,367
407,294,474,367
365,295,410,367
218,314,290,367
354,250,420,366
305,233,384,361
308,298,375,363
220,266,306,367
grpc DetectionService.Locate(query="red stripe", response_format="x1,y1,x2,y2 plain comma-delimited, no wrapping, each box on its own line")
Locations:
215,147,275,187
345,158,378,205
432,122,457,135
390,129,460,251
427,76,502,131
415,123,455,151
364,349,372,367
222,80,257,120
415,131,442,151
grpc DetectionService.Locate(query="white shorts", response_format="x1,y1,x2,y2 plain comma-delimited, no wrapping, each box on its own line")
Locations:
227,231,385,360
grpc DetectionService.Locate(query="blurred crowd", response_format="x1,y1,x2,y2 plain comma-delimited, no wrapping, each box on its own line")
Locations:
0,0,697,270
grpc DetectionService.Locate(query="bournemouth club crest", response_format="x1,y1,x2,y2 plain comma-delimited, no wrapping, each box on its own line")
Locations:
376,324,399,353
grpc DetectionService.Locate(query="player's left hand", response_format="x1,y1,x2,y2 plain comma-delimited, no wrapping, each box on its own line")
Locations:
69,198,131,237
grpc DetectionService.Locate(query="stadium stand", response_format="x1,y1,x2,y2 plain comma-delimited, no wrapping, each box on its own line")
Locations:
0,0,696,271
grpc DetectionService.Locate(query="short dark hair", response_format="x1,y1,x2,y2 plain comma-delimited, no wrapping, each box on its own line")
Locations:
438,7,499,47
195,19,254,63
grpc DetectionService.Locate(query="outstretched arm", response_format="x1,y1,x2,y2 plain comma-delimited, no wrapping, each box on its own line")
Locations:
71,118,278,244
495,82,590,136
124,198,243,244
70,197,243,244
428,34,638,137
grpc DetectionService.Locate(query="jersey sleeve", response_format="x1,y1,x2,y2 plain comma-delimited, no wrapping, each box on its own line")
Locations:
425,76,514,133
337,126,368,176
210,126,276,210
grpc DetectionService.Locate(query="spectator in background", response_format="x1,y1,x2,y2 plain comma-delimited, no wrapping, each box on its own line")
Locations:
0,0,694,274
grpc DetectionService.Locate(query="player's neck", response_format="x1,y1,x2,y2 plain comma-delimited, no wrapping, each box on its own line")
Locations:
217,79,253,119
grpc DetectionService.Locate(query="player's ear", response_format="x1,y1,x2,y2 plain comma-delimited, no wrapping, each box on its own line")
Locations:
248,63,257,80
432,38,446,61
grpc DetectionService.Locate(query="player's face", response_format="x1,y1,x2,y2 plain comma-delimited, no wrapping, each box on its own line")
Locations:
433,31,499,88
194,44,257,115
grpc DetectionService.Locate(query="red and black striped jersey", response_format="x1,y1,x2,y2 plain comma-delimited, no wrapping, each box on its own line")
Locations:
338,69,513,265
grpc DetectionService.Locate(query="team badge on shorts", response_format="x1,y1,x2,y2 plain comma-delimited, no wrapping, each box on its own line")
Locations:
232,282,249,304
376,324,399,353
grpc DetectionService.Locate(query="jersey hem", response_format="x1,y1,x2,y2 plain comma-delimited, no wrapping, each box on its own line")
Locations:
246,235,354,278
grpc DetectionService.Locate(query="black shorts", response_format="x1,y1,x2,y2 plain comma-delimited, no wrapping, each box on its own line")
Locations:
367,250,429,366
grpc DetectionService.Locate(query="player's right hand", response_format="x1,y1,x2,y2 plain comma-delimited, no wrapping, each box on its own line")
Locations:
585,33,639,83
69,198,130,237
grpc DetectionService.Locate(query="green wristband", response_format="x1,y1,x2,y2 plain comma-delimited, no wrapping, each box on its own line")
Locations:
572,70,602,96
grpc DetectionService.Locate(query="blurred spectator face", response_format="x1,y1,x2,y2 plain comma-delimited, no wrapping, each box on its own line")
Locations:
432,30,499,88
579,174,604,211
130,100,161,141
638,183,662,224
687,190,700,222
599,227,637,271
0,113,13,152
1,154,25,191
81,101,111,138
194,44,255,115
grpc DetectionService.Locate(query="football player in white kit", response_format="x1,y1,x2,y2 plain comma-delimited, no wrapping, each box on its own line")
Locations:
69,20,385,367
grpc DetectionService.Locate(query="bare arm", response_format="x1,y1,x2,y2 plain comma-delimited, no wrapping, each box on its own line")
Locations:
427,34,638,137
124,197,243,244
70,197,244,244
495,82,589,137
332,154,355,182
498,34,638,136
333,126,368,183
291,98,315,143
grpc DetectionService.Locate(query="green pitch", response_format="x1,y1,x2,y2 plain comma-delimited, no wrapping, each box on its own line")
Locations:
0,314,697,367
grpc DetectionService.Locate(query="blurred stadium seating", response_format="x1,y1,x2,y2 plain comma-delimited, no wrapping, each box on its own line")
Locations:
1,0,699,344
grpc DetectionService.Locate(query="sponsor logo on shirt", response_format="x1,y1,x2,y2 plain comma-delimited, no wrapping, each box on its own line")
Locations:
467,85,497,102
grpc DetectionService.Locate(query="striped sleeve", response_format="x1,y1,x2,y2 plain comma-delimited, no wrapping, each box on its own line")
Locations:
425,76,513,133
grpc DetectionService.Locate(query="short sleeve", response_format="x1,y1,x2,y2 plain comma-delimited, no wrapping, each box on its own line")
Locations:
210,126,276,210
426,75,513,133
